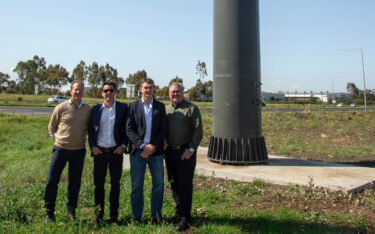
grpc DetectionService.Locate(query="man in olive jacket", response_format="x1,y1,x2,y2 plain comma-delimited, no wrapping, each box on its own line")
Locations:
165,82,203,231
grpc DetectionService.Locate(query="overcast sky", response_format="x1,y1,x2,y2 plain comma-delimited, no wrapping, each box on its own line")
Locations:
0,0,374,92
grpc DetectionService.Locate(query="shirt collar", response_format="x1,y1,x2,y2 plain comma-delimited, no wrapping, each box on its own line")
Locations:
69,99,85,109
100,101,116,110
171,99,185,108
141,97,153,105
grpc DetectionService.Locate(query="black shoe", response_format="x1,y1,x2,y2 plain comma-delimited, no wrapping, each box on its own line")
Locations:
177,217,190,232
95,216,103,225
170,214,181,223
151,217,163,225
109,216,118,224
133,217,141,224
45,214,55,223
67,212,76,221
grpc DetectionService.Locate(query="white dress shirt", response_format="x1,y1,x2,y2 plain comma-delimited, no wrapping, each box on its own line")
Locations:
97,102,117,148
140,98,153,149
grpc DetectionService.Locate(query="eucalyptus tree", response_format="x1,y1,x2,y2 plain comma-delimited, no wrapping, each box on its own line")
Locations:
87,62,105,89
13,55,46,94
70,60,88,83
169,76,183,86
189,79,213,101
0,72,10,92
6,80,17,93
44,64,69,92
196,60,207,82
104,63,124,87
125,70,147,97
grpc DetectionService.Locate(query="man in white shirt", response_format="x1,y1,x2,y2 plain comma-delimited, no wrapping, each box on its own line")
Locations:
88,81,129,223
126,78,167,224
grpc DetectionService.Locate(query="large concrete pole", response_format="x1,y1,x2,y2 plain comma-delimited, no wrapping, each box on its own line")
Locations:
208,0,268,164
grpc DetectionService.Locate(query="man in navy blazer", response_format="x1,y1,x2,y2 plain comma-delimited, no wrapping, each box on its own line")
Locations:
126,77,167,224
88,81,128,223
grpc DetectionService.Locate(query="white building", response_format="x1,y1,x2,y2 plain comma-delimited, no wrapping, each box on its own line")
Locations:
284,92,349,103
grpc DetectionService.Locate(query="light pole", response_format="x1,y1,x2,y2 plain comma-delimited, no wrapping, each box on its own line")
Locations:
338,48,367,111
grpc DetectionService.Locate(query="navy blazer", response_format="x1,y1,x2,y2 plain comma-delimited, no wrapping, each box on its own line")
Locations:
88,101,129,151
126,98,167,156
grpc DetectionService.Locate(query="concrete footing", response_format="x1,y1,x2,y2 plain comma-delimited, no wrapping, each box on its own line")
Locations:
123,147,375,194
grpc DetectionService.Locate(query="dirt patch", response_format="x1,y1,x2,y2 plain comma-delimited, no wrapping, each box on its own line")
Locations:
331,136,351,144
192,176,375,232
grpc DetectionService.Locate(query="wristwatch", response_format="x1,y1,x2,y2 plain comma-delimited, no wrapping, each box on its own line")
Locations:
189,148,195,153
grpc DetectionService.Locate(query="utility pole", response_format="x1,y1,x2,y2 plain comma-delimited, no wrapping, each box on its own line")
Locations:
338,48,367,111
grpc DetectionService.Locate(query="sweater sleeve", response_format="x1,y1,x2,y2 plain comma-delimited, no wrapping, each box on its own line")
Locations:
48,105,61,134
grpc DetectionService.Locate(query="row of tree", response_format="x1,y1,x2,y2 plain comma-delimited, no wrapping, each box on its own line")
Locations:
125,60,212,101
344,82,375,104
12,56,124,96
1,55,212,101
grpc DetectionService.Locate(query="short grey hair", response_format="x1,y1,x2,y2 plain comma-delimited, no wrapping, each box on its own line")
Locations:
169,82,184,92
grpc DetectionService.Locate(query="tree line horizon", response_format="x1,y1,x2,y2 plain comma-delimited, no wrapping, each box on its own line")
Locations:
0,55,212,101
1,55,374,103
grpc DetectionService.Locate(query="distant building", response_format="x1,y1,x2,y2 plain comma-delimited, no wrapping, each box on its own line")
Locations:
284,92,349,103
261,92,286,102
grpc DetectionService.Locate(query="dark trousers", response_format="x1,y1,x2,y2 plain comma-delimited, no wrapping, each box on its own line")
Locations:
44,146,86,215
165,147,196,220
94,150,123,218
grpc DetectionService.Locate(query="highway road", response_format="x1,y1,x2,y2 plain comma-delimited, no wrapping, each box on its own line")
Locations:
0,106,55,116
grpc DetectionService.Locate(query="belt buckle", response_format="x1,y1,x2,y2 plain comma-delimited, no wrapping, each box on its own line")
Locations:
104,147,114,152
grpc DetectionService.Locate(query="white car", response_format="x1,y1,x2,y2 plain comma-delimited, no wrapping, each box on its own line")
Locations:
47,95,68,104
350,103,358,107
336,103,346,107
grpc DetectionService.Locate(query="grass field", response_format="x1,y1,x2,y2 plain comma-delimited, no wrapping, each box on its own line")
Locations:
0,113,374,233
200,111,375,164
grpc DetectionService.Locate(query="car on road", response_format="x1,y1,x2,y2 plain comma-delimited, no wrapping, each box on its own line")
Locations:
350,103,358,107
336,103,346,107
47,95,69,104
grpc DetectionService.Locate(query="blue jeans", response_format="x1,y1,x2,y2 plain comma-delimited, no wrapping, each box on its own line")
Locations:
44,146,86,215
130,150,164,219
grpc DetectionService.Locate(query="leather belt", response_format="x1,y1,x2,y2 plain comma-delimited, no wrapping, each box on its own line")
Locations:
168,143,189,150
99,146,117,152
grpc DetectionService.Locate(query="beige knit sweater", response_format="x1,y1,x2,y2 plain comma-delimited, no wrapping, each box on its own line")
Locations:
48,101,91,150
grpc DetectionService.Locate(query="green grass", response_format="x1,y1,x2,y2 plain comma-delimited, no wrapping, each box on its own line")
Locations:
262,111,375,162
0,113,374,232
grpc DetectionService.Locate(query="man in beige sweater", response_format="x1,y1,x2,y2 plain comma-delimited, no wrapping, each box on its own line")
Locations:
44,81,91,222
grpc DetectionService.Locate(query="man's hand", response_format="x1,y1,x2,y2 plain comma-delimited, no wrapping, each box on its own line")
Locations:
181,149,194,160
114,145,125,155
141,144,156,158
91,146,102,156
